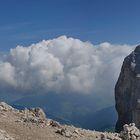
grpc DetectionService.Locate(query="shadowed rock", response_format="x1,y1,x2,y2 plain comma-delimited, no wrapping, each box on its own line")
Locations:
115,45,140,132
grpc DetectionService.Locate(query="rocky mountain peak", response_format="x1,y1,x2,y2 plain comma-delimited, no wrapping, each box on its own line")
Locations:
134,45,140,53
115,45,140,132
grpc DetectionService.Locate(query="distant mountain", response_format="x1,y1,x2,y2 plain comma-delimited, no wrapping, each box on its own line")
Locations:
11,93,117,131
84,106,117,131
11,104,25,110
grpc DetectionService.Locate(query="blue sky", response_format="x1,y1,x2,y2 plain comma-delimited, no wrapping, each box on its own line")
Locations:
0,0,140,51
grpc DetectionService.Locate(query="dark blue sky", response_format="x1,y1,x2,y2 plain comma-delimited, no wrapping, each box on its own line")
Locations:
0,0,140,51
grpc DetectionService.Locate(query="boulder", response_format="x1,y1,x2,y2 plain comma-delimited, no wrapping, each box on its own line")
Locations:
21,107,46,124
120,123,140,140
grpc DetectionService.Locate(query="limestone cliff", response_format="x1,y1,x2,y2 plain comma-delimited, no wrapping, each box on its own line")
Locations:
115,45,140,132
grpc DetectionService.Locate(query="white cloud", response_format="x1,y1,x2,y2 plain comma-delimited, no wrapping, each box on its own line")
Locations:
0,61,16,87
0,36,134,101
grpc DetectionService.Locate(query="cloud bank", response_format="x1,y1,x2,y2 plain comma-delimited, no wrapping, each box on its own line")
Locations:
0,36,134,99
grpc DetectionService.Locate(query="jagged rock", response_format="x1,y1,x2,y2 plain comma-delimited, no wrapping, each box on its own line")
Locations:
0,102,15,111
120,123,140,140
115,45,140,132
29,108,46,119
56,128,65,135
20,107,46,124
48,120,61,128
100,132,121,140
55,128,72,138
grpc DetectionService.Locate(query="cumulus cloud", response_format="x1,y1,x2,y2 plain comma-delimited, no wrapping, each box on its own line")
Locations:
0,36,134,100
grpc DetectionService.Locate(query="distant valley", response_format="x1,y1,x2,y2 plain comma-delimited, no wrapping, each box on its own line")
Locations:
11,93,117,131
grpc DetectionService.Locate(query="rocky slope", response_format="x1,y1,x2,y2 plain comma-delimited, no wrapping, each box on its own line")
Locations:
115,45,140,132
0,102,140,140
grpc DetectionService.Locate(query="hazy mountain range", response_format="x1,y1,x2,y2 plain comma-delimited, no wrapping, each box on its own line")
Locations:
11,93,117,131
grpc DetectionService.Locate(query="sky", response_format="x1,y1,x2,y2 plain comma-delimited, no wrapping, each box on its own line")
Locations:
0,0,139,108
0,0,140,52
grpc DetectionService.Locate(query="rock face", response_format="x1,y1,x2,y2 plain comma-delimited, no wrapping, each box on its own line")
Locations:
115,45,140,132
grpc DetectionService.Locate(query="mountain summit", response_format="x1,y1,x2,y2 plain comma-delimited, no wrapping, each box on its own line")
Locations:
115,45,140,132
0,101,139,140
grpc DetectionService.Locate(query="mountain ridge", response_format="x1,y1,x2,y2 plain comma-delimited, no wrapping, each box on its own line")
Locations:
11,94,117,131
0,101,139,140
